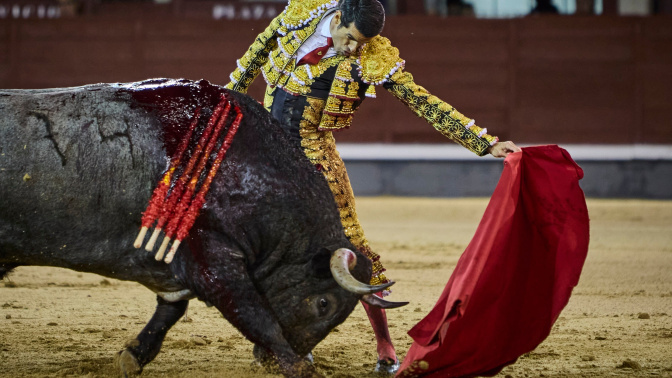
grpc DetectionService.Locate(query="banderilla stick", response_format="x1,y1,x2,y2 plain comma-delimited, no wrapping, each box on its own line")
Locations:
134,107,202,249
155,99,235,261
145,97,231,252
164,108,243,264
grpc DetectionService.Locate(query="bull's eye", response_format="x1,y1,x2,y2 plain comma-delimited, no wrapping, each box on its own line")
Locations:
314,295,334,317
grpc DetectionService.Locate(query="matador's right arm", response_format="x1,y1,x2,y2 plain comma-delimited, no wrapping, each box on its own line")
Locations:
360,37,499,156
383,69,499,157
225,14,283,93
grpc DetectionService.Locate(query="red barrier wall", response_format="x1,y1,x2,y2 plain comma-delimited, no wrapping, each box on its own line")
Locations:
2,15,671,144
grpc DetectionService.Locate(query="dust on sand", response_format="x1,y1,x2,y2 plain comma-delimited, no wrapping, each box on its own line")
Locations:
1,198,671,377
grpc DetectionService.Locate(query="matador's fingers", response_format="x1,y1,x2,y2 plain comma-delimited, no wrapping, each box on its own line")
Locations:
489,141,521,158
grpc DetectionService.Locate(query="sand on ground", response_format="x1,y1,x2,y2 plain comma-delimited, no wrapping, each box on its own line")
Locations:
1,197,671,377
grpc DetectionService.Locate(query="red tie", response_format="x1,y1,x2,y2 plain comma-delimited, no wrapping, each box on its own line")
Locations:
297,37,333,66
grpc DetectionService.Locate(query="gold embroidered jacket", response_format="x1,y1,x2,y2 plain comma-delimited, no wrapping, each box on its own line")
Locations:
226,0,499,156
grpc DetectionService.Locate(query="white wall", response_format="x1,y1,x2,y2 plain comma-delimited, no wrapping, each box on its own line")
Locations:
424,0,605,18
618,0,652,15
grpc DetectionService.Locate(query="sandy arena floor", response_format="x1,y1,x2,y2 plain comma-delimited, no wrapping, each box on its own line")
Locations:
1,197,671,378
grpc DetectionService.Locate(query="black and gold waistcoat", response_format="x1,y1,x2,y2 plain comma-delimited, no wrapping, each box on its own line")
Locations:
225,0,499,156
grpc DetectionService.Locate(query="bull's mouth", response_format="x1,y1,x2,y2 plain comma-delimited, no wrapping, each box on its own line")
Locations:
280,304,353,357
283,325,325,357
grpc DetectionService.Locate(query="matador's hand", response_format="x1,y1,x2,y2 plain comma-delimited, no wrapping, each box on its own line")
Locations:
488,141,521,158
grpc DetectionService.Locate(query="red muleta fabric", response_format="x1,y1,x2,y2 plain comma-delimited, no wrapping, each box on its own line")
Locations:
397,145,590,378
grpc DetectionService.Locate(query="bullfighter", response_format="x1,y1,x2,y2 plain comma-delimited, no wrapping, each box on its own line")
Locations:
225,0,521,372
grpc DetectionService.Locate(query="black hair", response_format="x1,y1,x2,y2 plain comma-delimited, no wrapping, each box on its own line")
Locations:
337,0,385,38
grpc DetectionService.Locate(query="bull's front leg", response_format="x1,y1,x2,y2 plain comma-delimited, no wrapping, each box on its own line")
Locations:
190,245,320,378
116,296,188,377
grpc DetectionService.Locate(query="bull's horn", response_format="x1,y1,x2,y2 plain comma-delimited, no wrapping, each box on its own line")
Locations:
330,248,395,295
361,294,409,309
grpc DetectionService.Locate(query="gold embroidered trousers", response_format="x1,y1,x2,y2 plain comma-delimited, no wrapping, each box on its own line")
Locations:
268,87,388,287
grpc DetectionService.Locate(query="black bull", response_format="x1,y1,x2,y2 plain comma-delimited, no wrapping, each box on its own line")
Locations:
0,79,398,377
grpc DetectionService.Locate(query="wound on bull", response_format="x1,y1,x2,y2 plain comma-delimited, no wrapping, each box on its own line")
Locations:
134,93,244,264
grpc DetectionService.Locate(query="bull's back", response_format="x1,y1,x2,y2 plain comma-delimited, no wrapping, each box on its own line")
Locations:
0,79,339,285
0,84,165,266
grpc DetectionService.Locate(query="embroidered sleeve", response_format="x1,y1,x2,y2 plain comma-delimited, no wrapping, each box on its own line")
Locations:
281,0,337,30
226,14,283,93
383,69,499,156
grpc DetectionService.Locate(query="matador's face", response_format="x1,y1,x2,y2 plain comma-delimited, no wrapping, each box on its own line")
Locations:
329,11,374,57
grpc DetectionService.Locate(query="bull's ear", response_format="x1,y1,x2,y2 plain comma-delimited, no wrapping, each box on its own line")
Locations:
310,247,333,278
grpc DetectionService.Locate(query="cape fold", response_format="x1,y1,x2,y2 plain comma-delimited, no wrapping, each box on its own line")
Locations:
397,145,590,378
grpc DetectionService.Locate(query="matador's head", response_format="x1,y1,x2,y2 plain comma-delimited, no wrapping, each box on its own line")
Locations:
329,0,385,57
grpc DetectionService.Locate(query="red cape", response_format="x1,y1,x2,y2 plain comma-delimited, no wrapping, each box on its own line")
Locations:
397,145,589,378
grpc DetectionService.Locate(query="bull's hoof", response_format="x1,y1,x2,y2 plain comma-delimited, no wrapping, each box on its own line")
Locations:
252,345,316,375
374,358,399,375
288,360,324,378
252,346,282,374
116,349,143,378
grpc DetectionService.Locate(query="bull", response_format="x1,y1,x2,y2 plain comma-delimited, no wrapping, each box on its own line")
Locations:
0,79,402,377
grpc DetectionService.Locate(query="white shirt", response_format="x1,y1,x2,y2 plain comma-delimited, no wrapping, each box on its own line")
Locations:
295,12,337,64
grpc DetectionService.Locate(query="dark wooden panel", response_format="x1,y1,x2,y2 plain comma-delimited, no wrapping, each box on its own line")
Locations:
145,62,231,86
345,92,427,143
642,63,672,108
404,63,508,87
401,39,509,64
476,111,511,141
643,17,672,38
518,38,634,62
435,87,508,112
388,130,451,144
396,73,507,114
18,19,135,39
642,109,672,143
516,16,634,38
395,0,426,15
144,18,270,39
3,15,672,144
0,63,9,86
516,17,636,65
641,39,672,63
512,107,636,144
517,62,635,108
388,110,508,144
17,62,147,88
338,91,508,144
385,18,509,67
18,40,134,64
1,23,15,88
0,41,8,64
641,18,672,64
142,39,245,62
334,129,390,144
0,22,8,39
385,17,509,41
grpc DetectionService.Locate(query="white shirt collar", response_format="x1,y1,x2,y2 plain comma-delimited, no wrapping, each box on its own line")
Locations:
321,13,335,39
